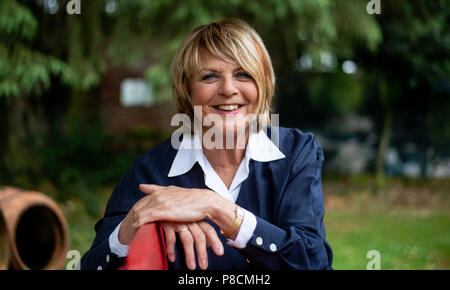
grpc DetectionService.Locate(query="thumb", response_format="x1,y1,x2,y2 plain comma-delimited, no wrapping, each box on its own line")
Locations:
139,184,163,194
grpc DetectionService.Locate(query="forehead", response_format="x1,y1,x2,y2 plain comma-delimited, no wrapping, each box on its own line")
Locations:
198,49,241,71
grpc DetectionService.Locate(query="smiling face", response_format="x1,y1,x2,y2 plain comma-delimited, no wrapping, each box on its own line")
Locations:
190,50,259,138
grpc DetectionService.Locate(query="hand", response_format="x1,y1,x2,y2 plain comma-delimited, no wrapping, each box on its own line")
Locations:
160,221,224,270
131,184,219,227
119,184,236,247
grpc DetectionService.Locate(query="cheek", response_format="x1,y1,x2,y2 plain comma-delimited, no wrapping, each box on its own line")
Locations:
190,83,215,106
243,83,259,109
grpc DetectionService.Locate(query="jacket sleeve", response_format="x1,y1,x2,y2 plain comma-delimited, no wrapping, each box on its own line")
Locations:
80,159,146,270
238,135,333,269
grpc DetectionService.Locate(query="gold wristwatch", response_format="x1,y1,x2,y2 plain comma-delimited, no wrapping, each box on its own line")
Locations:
220,205,244,241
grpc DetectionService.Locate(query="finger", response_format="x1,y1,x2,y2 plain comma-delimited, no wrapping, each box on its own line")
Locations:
178,230,196,270
188,223,208,270
139,184,164,195
199,221,224,256
162,223,177,263
176,224,189,232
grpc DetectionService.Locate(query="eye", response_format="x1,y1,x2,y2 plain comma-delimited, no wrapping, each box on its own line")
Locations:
201,73,218,81
235,71,252,80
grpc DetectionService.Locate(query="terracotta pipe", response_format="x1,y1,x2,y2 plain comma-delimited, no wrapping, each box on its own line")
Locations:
0,186,70,270
0,212,9,269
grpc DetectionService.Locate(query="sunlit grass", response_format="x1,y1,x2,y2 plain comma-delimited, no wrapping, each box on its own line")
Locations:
325,208,450,269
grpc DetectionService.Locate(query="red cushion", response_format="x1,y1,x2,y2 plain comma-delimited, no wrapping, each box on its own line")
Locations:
120,223,168,270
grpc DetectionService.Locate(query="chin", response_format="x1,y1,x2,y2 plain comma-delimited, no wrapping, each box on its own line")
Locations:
221,120,246,134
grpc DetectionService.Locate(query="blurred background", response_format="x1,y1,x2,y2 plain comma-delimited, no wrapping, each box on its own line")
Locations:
0,0,448,269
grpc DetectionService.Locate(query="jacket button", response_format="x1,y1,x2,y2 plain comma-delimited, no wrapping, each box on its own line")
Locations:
256,236,263,246
106,255,110,263
97,266,102,270
270,243,277,252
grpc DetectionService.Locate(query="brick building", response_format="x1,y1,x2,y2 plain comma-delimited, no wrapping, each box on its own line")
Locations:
99,65,178,134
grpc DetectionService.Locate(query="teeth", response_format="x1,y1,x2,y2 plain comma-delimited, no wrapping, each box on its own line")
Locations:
216,104,240,111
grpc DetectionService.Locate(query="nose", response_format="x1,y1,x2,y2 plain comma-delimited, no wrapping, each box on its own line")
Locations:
218,75,238,97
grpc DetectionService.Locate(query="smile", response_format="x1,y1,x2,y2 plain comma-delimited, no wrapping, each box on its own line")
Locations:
213,104,243,114
212,104,243,114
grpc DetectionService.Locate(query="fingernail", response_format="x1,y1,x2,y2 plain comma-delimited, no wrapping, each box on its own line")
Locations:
188,260,195,269
201,259,207,269
216,245,224,255
168,254,175,262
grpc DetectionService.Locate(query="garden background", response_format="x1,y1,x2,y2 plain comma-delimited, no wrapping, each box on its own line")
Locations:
0,0,448,269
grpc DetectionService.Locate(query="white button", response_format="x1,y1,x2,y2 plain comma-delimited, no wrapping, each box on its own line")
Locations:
246,259,250,263
97,266,102,270
270,243,277,252
256,236,263,245
106,255,110,263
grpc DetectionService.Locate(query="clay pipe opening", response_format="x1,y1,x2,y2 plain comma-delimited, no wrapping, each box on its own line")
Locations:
14,205,65,269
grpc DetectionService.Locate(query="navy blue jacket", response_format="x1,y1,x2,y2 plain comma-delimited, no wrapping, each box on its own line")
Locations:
80,127,333,270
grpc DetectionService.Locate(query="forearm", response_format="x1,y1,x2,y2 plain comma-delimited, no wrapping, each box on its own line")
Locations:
118,210,137,245
205,192,258,249
205,192,237,233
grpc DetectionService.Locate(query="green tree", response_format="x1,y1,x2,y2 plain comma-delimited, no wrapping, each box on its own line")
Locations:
357,0,450,189
1,0,381,99
0,0,74,97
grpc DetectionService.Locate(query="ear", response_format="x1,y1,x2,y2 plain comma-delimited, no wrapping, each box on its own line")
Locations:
139,184,164,195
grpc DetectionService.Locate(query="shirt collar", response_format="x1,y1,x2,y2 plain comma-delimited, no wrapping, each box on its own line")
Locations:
168,128,285,178
245,128,285,162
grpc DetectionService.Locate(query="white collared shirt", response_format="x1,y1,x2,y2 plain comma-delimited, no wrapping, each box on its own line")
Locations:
109,128,285,257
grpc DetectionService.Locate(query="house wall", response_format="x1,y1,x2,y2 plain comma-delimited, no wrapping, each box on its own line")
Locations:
99,67,178,134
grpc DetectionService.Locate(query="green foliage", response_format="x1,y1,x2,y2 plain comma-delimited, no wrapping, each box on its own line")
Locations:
307,72,366,115
0,43,74,97
360,0,450,166
0,0,382,100
378,0,450,84
427,89,450,156
357,0,450,92
108,0,381,98
0,0,75,98
39,120,138,215
0,0,108,98
17,116,167,215
0,0,37,41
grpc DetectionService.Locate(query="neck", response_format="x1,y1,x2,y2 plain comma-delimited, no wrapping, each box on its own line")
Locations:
201,127,249,169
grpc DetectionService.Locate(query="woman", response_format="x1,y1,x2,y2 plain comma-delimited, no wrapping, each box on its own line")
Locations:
81,19,333,270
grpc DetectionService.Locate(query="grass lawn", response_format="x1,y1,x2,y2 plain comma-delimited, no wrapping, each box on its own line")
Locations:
325,207,450,269
323,176,450,270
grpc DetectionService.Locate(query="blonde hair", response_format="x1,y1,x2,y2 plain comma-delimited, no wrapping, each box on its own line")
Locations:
171,19,275,128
